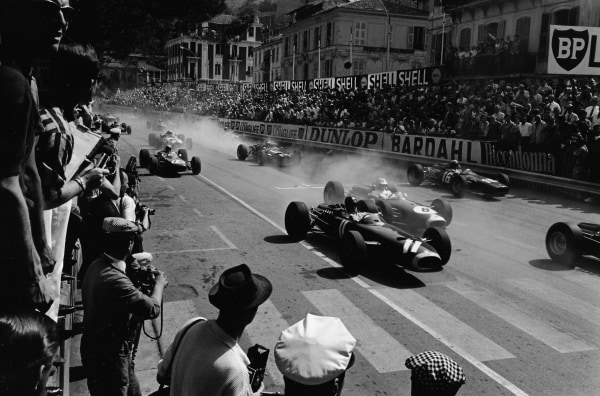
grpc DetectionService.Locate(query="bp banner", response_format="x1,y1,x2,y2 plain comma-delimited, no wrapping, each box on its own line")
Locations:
548,25,600,75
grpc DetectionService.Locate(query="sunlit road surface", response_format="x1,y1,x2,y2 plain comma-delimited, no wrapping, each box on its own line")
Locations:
103,114,600,396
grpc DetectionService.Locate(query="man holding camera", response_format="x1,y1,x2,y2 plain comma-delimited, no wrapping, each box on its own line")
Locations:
81,217,168,396
159,263,272,396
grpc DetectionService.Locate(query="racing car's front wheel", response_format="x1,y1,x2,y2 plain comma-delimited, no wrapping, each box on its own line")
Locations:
139,149,150,168
423,227,452,265
495,173,510,188
450,175,467,197
126,125,132,134
356,199,378,213
285,201,311,241
407,164,424,186
340,230,367,274
431,199,453,226
257,150,267,166
324,181,345,204
149,157,159,175
237,144,249,160
178,149,188,161
545,222,583,266
191,157,201,175
376,200,394,223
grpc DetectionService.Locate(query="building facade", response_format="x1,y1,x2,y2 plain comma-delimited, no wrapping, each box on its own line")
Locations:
253,34,283,82
165,15,263,83
279,0,430,80
426,0,600,76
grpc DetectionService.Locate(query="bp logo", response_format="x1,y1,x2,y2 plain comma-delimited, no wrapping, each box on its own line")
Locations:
551,28,589,71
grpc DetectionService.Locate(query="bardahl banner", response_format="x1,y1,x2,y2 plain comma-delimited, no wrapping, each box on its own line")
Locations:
548,25,600,75
382,134,481,164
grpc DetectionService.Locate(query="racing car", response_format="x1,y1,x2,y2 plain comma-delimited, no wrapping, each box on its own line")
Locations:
407,160,509,197
546,222,600,266
323,178,452,234
149,130,192,150
138,146,200,175
94,113,132,134
284,198,451,273
237,141,301,167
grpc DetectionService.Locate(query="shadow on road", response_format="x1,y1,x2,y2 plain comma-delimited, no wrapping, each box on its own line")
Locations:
529,258,600,276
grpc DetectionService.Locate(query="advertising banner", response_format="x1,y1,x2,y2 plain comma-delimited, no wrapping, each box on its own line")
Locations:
382,134,481,164
479,142,556,174
548,25,600,75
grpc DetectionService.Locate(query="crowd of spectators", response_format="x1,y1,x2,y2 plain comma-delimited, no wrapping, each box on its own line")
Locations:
106,75,600,183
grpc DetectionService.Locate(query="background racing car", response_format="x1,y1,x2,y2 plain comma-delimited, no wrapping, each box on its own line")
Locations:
323,178,452,234
546,222,600,266
94,113,132,134
407,160,510,197
284,197,451,273
237,141,301,167
138,145,200,175
149,130,193,150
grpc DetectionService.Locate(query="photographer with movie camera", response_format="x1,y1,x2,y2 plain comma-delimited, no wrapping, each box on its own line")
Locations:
157,264,272,396
81,217,168,396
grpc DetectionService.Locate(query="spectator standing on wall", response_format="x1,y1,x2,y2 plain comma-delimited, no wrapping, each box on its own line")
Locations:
585,96,600,129
531,114,548,146
517,114,533,146
0,0,73,313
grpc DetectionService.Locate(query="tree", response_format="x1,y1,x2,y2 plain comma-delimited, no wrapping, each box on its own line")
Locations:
66,0,227,60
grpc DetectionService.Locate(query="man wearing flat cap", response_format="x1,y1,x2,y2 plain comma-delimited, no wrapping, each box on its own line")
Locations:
405,351,466,396
162,263,272,395
81,217,168,396
275,313,357,396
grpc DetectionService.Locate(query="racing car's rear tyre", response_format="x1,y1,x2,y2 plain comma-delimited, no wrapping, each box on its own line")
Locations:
285,202,311,241
340,230,367,274
431,199,453,226
257,150,267,166
375,200,394,223
495,173,510,188
423,227,452,265
191,156,201,175
407,164,424,186
324,181,345,204
546,222,583,266
450,175,467,197
186,138,193,150
178,148,188,161
356,199,378,213
126,125,132,134
139,149,150,168
149,133,156,147
149,157,159,175
237,144,249,160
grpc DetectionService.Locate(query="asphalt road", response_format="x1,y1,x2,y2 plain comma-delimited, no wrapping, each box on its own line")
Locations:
113,113,600,396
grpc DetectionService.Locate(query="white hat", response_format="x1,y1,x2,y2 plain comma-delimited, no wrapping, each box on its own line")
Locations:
109,127,121,135
275,314,356,386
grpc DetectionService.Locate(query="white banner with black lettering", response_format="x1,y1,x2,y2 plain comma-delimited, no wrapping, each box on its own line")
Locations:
548,25,600,75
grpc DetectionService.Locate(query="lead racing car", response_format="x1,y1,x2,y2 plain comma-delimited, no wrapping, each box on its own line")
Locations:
138,145,200,176
284,197,451,273
323,178,452,234
407,160,509,198
149,130,193,150
237,141,301,167
546,222,600,266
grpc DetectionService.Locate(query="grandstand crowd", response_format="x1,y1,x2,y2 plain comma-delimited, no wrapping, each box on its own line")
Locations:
106,76,600,183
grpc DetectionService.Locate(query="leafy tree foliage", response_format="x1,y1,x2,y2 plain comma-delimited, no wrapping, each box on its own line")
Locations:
66,0,227,59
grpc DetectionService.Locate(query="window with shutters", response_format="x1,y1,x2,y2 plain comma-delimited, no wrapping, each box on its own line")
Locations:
408,26,413,48
353,59,366,75
276,47,279,61
326,22,333,47
303,31,308,52
293,34,298,53
355,21,367,46
314,27,320,49
285,37,289,56
216,44,222,55
538,13,550,60
515,17,531,50
215,64,221,75
568,7,579,25
459,28,471,51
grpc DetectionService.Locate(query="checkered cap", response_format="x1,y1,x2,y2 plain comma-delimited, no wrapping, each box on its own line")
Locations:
405,351,466,392
102,217,139,234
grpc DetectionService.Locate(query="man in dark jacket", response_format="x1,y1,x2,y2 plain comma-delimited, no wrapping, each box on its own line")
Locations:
81,217,168,396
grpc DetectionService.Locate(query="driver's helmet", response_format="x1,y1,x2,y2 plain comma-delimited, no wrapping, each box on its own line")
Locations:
375,177,389,191
361,214,383,225
164,145,172,153
165,130,174,136
344,196,357,213
449,160,461,170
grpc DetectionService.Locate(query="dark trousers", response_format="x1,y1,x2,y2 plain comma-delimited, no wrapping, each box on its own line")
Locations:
81,336,141,396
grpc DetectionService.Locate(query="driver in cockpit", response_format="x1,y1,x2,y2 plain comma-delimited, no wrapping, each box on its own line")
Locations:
344,197,384,225
369,178,395,200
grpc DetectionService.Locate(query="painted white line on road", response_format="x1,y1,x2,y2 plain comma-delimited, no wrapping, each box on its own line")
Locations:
446,280,595,353
304,289,411,373
508,278,600,328
192,208,204,218
166,185,175,191
195,174,526,394
210,226,237,249
245,300,287,386
152,247,234,254
370,289,529,396
496,235,536,250
274,186,324,190
178,194,188,203
157,176,165,182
